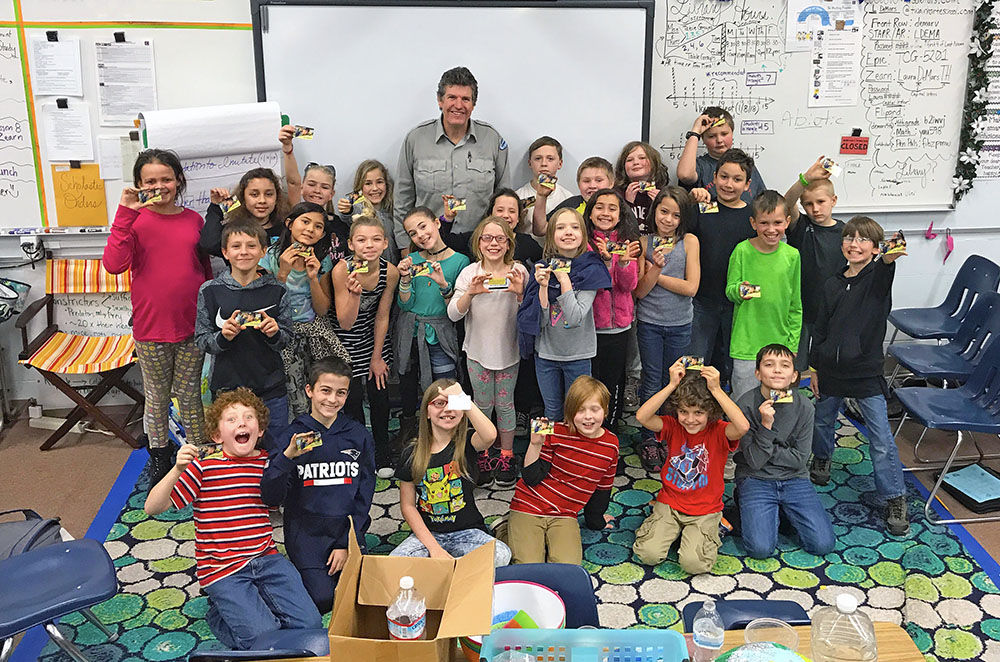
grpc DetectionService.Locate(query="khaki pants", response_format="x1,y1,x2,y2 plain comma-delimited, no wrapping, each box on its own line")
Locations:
508,510,582,564
632,501,722,575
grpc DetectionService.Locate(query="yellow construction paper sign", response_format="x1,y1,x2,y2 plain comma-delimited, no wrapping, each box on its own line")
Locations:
51,164,107,227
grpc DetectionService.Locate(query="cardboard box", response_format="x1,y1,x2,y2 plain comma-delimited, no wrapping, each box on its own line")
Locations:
329,521,494,662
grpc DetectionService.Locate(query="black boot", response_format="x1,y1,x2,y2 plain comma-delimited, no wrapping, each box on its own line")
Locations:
147,444,176,488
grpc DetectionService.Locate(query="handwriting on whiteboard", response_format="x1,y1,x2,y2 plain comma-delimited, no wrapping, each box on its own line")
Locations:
0,28,41,225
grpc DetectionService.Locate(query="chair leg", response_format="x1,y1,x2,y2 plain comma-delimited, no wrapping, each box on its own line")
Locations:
893,412,909,440
908,427,980,470
38,368,141,450
45,623,92,662
925,431,1000,526
1,637,12,662
889,327,899,345
887,363,901,390
81,608,118,643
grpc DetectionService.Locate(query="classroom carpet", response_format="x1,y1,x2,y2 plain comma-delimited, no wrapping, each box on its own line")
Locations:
34,394,1000,662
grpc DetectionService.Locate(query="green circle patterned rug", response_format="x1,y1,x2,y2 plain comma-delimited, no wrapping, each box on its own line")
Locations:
36,398,1000,661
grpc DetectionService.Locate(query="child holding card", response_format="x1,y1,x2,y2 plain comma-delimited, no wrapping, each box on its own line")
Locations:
200,168,288,258
632,362,749,574
517,209,611,421
732,344,834,559
103,148,214,485
632,187,702,471
391,379,511,565
448,217,529,487
584,189,641,426
532,157,615,238
614,141,671,234
677,106,767,203
260,202,350,421
331,215,400,478
335,159,398,263
260,357,375,612
506,376,619,564
726,190,801,400
439,189,543,267
515,136,574,237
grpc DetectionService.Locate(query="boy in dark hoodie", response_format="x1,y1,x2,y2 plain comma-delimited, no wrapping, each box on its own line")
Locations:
809,216,909,536
260,356,375,613
195,219,293,452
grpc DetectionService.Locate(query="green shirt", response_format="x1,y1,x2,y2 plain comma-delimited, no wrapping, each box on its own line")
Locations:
726,240,802,360
398,251,470,345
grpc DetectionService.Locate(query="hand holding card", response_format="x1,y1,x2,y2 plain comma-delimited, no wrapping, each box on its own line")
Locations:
530,418,555,435
294,431,323,452
680,355,705,370
447,394,472,411
770,389,794,404
293,125,315,139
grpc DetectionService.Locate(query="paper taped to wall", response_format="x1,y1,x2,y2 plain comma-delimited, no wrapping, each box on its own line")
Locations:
140,102,282,159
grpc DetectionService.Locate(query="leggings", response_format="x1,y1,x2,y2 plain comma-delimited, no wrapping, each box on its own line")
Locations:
343,375,392,467
282,317,351,422
467,358,519,433
134,338,205,448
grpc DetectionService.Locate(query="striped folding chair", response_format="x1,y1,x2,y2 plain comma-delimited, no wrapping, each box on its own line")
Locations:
16,260,144,450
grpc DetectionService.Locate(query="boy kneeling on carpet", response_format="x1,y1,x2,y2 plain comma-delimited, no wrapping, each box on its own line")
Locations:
632,362,749,575
144,388,322,649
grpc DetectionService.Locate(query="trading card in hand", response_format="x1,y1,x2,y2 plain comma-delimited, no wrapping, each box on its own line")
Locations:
606,240,629,256
699,201,719,214
347,258,369,275
413,262,433,278
291,241,313,258
680,355,705,370
770,388,794,404
446,394,473,411
710,116,727,128
445,197,467,212
294,431,323,451
638,181,657,193
739,283,762,298
880,230,906,256
530,418,555,435
548,257,572,273
346,191,367,205
138,188,161,204
537,173,558,189
198,444,220,459
219,196,241,214
522,196,536,209
486,275,510,291
235,311,264,328
821,157,842,177
652,235,675,252
292,125,315,139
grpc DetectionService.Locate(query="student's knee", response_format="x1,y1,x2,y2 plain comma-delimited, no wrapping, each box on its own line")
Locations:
802,527,836,557
632,539,667,567
678,547,716,575
742,536,776,559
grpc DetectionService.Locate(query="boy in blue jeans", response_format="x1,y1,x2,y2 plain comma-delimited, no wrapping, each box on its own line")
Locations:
734,344,834,558
809,216,909,535
144,388,322,649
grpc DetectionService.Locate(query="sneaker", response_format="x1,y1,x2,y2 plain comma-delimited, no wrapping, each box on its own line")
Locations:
624,378,640,412
886,495,910,536
476,450,495,487
515,411,529,437
638,440,663,473
810,456,832,486
494,453,519,488
489,513,509,545
724,456,736,481
147,444,175,487
376,466,395,480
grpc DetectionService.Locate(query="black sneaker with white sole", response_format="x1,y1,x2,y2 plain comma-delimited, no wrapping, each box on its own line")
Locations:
885,495,910,536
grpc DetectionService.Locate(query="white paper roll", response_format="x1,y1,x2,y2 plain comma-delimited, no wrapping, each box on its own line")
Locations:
139,102,281,159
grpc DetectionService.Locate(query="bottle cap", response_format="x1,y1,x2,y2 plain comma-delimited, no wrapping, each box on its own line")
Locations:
836,593,859,614
400,576,414,590
703,599,716,611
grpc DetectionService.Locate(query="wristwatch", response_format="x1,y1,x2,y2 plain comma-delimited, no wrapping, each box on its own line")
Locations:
686,131,702,140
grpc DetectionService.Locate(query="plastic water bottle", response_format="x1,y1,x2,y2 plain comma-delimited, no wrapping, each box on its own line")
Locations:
691,599,725,662
387,576,426,641
811,593,878,662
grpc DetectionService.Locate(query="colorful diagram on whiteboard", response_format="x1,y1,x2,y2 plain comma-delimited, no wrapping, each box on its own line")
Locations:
786,0,861,52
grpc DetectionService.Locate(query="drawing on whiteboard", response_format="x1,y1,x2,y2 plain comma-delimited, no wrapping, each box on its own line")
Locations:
657,0,785,67
663,68,776,115
0,29,41,222
785,0,861,53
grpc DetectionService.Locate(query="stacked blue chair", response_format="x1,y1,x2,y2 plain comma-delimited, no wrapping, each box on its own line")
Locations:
681,599,809,632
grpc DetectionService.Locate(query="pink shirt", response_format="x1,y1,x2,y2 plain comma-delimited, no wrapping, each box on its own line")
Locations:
103,205,212,342
589,231,639,330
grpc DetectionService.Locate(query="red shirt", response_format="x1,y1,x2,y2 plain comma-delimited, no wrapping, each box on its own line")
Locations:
170,451,277,587
656,416,736,516
510,423,619,518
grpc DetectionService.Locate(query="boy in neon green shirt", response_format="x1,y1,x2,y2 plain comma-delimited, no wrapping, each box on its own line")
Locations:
726,190,801,400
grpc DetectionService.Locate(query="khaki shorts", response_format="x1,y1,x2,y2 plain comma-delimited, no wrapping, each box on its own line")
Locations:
632,501,721,575
508,510,583,565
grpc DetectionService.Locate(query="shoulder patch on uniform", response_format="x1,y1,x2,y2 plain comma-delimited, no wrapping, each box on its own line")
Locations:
499,138,507,150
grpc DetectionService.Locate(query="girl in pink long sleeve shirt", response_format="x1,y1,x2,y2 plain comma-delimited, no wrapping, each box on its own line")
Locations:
103,149,212,486
585,188,640,425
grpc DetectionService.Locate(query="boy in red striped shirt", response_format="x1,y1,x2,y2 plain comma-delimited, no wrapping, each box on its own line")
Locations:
507,376,619,564
144,388,321,649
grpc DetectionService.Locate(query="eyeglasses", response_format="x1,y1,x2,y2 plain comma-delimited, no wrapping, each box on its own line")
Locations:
842,236,874,245
479,234,508,244
429,398,449,409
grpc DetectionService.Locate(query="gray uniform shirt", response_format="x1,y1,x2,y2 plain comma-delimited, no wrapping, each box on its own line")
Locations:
734,387,814,482
393,116,510,244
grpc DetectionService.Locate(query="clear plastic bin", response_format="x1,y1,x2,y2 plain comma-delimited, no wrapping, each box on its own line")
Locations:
479,628,689,662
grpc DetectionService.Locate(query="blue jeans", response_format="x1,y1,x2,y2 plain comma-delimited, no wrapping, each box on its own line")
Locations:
638,321,693,401
262,395,289,457
203,553,323,650
427,341,456,378
686,298,734,387
737,476,835,558
390,529,511,567
535,356,592,420
813,393,906,499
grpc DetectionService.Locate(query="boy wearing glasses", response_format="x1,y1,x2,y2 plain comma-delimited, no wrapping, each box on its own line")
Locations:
809,216,909,536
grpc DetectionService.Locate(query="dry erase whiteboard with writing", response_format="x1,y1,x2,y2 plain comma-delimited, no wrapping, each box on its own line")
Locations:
649,0,974,212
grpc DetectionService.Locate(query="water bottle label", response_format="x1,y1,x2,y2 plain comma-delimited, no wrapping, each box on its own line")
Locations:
388,613,426,640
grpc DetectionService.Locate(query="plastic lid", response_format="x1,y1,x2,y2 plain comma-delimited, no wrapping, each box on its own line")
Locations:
702,599,716,611
400,576,414,590
836,593,859,614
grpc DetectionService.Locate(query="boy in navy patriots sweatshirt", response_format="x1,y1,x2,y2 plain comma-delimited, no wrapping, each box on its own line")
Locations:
260,356,375,613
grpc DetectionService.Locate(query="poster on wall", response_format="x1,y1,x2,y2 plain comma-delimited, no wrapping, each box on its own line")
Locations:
95,40,157,126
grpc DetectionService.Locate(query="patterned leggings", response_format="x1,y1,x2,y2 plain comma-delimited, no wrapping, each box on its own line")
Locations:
134,338,205,449
467,358,519,433
282,316,351,422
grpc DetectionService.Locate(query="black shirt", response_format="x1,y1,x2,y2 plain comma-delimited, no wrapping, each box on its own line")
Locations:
396,442,485,534
786,216,845,324
690,202,755,302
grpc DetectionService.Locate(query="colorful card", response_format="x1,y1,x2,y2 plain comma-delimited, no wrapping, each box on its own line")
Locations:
606,240,629,256
445,197,467,212
740,283,762,298
138,188,161,204
522,196,536,209
447,394,472,411
198,444,221,459
699,201,719,214
537,173,558,189
652,235,675,251
638,181,656,193
294,431,323,451
548,257,571,273
413,262,433,278
291,241,313,258
680,355,705,370
347,258,369,275
821,157,842,177
770,388,794,403
710,116,727,128
293,125,314,139
881,230,906,256
235,311,263,328
219,197,241,214
486,275,510,291
346,191,366,205
530,418,555,435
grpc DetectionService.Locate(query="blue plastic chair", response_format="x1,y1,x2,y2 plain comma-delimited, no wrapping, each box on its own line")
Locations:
895,340,1000,525
495,563,599,628
188,629,328,662
681,599,809,632
888,255,1000,343
0,539,119,662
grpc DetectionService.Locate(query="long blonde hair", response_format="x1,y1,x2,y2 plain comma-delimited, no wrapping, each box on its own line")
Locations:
471,216,515,264
543,208,589,260
407,379,472,481
352,159,393,215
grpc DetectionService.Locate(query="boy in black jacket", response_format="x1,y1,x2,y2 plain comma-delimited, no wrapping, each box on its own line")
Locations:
809,216,909,536
195,219,293,453
260,357,375,613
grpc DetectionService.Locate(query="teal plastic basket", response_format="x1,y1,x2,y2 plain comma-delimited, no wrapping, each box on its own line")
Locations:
478,628,690,662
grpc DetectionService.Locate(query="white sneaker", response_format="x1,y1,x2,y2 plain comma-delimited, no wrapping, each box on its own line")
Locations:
377,467,395,480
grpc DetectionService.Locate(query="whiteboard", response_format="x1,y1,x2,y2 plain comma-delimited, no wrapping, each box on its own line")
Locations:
648,0,974,212
255,1,653,191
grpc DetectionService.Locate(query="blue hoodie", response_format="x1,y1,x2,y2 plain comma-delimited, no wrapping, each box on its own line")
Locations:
260,412,375,568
